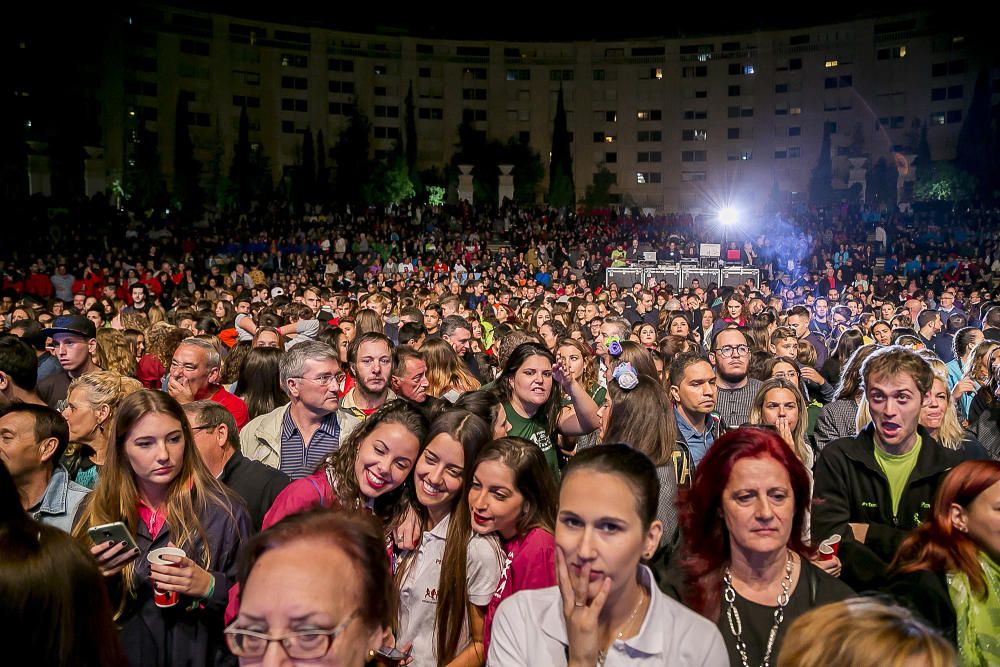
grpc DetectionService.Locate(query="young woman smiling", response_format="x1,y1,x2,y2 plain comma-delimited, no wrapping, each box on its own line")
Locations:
468,437,559,656
394,410,502,666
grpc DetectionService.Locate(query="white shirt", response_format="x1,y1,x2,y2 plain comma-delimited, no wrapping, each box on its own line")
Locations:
398,514,503,666
489,566,728,667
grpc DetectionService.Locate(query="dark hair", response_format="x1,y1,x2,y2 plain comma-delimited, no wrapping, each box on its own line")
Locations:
452,388,505,430
398,321,426,345
953,327,981,360
472,437,557,537
0,403,70,470
916,309,942,330
183,400,240,450
831,328,865,365
563,444,661,529
678,427,814,620
0,334,39,390
194,316,220,336
235,347,289,420
668,351,713,388
496,343,561,429
237,510,395,634
604,374,677,468
347,331,393,366
0,492,128,667
711,325,749,351
8,320,47,351
391,344,423,379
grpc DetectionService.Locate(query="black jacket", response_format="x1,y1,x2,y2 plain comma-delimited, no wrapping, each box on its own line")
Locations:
811,424,963,591
883,568,957,644
220,450,291,531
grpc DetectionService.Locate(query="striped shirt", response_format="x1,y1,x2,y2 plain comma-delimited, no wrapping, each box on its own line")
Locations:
278,409,342,480
813,398,860,451
715,378,761,429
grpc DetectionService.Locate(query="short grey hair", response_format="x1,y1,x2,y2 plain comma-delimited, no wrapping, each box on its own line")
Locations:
176,337,221,370
602,316,631,339
279,340,339,394
183,400,239,450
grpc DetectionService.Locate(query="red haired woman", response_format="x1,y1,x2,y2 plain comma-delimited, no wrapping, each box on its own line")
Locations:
666,428,853,667
885,460,1000,664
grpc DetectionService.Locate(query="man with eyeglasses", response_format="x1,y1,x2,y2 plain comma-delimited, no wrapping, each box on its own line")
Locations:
168,338,250,429
709,327,761,429
242,341,361,479
184,400,290,530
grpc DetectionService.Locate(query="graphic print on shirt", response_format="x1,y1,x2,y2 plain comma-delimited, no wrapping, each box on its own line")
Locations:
492,550,514,600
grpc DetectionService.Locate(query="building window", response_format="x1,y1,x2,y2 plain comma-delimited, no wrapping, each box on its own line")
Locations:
462,67,487,80
605,152,617,163
682,66,708,78
550,69,574,81
825,59,839,68
877,46,907,60
636,172,661,184
728,85,741,97
281,76,307,90
462,88,487,101
373,64,387,76
281,120,296,134
789,107,801,115
682,110,708,120
681,151,707,162
418,66,432,78
775,83,789,94
947,109,963,124
374,126,401,139
506,69,530,81
636,110,662,121
328,80,355,94
418,107,443,120
825,77,837,89
774,150,787,159
280,98,308,112
948,85,964,99
727,127,740,140
929,111,945,125
328,102,355,115
593,69,606,81
519,131,531,144
374,105,399,118
682,171,707,181
637,151,662,162
637,130,662,142
180,40,210,56
280,53,307,68
605,110,617,122
789,126,801,136
462,108,487,122
788,147,801,158
233,95,260,108
727,151,752,161
329,58,354,72
683,129,708,141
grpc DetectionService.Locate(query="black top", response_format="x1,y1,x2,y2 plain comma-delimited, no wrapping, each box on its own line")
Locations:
717,560,854,667
219,450,292,531
882,568,957,644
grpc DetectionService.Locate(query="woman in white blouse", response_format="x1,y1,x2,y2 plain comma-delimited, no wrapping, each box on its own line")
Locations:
489,444,727,666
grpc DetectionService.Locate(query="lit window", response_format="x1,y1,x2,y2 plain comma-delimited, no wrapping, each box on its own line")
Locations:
789,107,802,115
825,60,839,68
743,65,755,75
636,172,646,184
604,135,616,143
900,46,907,57
654,68,663,79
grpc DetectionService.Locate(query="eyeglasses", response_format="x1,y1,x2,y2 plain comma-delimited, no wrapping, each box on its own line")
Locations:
225,611,358,660
291,374,339,387
715,344,750,358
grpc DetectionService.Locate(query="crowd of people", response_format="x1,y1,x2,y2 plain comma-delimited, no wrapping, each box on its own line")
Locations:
3,195,1000,666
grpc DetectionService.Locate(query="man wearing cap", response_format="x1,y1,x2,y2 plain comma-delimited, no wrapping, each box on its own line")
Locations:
36,315,101,409
8,319,62,382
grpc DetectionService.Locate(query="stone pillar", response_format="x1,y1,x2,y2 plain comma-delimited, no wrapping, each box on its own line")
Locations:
457,164,474,205
26,141,52,196
498,164,514,207
84,145,107,197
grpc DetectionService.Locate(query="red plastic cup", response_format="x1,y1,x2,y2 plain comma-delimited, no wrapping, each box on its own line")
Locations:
148,547,186,607
818,534,841,561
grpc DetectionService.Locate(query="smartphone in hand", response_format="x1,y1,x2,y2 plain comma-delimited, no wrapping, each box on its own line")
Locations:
88,521,139,551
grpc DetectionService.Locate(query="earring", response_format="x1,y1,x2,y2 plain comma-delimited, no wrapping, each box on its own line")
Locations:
368,649,376,659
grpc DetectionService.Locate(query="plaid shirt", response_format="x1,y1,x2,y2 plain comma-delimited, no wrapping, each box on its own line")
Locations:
813,398,860,451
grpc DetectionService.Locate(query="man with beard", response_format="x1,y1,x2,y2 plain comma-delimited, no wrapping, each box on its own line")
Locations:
709,327,761,429
340,332,396,421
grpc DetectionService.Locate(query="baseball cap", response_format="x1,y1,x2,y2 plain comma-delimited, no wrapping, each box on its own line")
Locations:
270,287,285,298
42,314,96,339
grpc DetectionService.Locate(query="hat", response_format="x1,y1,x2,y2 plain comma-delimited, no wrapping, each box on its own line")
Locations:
556,295,570,304
270,287,285,298
43,314,96,339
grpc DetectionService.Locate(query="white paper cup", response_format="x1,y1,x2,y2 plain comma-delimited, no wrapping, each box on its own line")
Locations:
147,547,186,607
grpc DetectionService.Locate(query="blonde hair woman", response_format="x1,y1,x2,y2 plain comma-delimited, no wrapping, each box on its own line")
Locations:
95,329,137,377
920,354,988,458
422,337,480,402
61,370,143,488
777,597,955,667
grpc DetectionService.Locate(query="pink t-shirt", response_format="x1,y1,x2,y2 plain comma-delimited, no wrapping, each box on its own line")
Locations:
483,527,556,655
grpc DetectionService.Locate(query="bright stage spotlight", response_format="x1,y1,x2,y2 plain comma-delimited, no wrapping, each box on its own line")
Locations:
718,207,739,225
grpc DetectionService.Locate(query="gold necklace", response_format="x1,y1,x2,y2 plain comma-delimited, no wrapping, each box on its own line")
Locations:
597,586,648,666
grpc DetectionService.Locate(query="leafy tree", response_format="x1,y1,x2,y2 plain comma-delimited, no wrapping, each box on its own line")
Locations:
583,165,615,210
365,153,414,205
913,162,978,202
